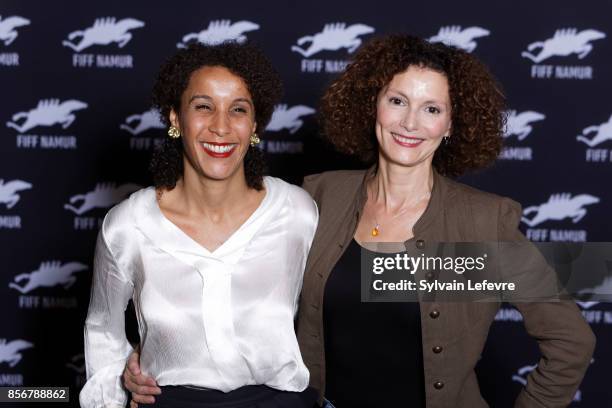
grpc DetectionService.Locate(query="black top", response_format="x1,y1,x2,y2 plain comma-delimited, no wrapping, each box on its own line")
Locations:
323,239,425,407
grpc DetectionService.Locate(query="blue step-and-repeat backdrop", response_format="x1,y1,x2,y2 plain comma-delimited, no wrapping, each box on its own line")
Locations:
0,1,610,406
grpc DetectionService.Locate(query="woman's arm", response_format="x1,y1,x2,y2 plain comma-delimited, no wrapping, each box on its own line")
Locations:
497,198,596,408
79,225,135,408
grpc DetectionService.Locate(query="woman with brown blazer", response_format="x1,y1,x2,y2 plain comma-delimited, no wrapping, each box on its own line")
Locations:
297,35,594,407
123,35,595,408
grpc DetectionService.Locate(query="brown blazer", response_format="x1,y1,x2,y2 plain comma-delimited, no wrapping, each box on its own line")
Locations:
297,168,595,408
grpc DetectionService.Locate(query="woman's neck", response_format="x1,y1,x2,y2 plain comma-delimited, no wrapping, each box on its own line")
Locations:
371,159,434,212
170,165,254,222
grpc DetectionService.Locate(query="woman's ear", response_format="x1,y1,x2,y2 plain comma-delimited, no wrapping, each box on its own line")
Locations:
169,108,179,129
445,121,452,138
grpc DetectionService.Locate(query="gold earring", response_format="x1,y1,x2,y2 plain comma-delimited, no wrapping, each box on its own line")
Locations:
443,135,450,145
250,133,260,146
168,126,181,138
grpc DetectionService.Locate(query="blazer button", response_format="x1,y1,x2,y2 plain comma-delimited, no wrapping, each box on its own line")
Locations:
429,309,440,319
432,346,443,354
416,239,425,249
434,381,444,390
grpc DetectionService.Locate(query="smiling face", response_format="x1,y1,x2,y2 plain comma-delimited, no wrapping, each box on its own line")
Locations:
169,65,257,184
375,65,452,169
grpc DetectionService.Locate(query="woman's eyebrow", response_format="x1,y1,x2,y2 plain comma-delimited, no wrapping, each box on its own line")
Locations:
188,94,212,103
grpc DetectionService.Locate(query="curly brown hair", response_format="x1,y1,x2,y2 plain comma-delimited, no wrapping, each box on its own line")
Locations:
150,41,283,190
320,34,505,177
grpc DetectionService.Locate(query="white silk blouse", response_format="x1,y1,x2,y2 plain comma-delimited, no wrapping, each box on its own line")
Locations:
79,177,318,408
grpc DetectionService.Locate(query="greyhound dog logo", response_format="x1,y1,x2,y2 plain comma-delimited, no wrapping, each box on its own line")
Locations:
266,104,315,134
0,179,32,209
62,17,145,52
6,99,88,133
577,261,612,300
427,26,490,52
0,15,30,46
521,28,606,63
9,261,88,294
64,182,141,215
66,353,85,374
576,114,612,147
504,110,546,141
521,193,600,227
177,20,259,48
120,108,164,135
291,23,375,57
511,364,538,386
576,301,599,309
0,339,33,367
512,361,591,401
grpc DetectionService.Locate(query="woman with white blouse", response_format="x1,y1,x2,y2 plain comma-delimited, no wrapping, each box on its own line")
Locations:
79,42,319,408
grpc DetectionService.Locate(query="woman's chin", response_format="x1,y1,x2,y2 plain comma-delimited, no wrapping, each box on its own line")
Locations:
197,164,242,182
379,152,433,169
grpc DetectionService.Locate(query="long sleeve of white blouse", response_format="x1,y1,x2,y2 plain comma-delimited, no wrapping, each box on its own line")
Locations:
79,227,134,408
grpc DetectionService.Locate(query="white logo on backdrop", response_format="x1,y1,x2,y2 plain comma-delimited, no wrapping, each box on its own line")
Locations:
8,261,88,294
62,17,145,52
521,193,600,227
521,28,606,63
576,301,600,309
427,26,490,52
120,108,164,135
512,360,591,402
0,339,33,367
0,179,32,209
504,110,546,141
64,182,141,215
177,20,259,48
291,23,375,57
66,353,85,374
0,15,30,46
511,364,538,386
266,105,315,134
6,99,88,133
576,114,612,147
578,260,612,299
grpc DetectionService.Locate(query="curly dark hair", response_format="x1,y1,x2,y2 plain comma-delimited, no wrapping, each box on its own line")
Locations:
150,41,283,190
320,34,505,177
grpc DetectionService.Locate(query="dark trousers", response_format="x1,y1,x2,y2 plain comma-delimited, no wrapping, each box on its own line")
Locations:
149,385,318,408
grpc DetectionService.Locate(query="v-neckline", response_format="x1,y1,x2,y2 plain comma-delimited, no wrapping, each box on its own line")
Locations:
152,177,271,257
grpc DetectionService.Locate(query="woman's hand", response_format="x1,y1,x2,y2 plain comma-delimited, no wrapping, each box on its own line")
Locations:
123,349,161,407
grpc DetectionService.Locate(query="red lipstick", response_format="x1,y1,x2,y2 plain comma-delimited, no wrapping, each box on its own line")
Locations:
391,133,424,148
201,141,237,158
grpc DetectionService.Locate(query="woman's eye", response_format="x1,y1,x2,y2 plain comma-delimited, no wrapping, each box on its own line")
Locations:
389,97,403,105
233,106,248,113
195,104,211,110
426,106,441,114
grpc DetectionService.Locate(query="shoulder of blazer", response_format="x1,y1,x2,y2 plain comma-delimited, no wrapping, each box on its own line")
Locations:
302,169,367,208
444,177,518,208
441,176,523,240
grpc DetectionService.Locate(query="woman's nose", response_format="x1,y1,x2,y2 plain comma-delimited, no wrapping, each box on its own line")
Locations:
399,110,418,131
208,111,231,136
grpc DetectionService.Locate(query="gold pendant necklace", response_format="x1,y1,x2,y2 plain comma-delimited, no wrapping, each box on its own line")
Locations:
371,222,380,237
369,192,431,237
367,174,433,238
